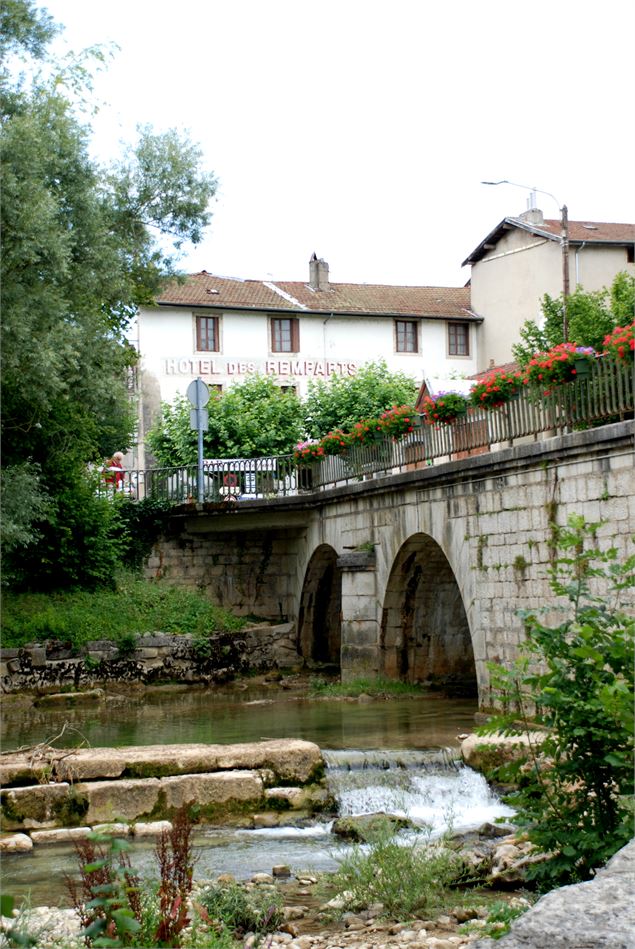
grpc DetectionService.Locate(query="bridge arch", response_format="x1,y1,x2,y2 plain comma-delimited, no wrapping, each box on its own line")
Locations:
380,533,476,695
297,544,342,668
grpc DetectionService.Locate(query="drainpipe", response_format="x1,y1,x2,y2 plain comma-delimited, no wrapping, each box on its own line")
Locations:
575,241,587,288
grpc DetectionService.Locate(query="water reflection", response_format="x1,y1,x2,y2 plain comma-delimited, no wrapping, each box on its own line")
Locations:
2,688,478,751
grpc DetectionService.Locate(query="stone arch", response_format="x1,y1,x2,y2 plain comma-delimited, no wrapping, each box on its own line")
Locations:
380,533,476,695
297,544,342,667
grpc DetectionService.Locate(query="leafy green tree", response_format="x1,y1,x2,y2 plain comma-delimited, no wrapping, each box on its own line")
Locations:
512,272,635,366
303,360,418,437
147,377,306,465
483,516,634,890
1,1,217,589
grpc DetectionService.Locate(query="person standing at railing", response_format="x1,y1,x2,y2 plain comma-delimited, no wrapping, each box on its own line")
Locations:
104,452,126,490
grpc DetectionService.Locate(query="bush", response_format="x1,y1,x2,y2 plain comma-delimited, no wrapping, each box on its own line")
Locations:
482,515,634,890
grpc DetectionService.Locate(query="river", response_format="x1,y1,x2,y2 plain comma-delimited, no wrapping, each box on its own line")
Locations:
2,685,514,906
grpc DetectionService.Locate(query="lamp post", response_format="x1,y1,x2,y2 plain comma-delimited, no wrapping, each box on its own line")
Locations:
481,179,570,341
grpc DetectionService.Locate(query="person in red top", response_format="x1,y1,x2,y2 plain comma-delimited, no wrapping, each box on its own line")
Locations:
104,451,125,489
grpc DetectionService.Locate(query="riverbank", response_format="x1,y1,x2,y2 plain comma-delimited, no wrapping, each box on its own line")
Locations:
4,839,634,948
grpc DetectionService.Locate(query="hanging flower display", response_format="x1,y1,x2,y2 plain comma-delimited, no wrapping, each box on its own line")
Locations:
421,391,469,424
470,369,524,409
293,440,325,465
376,404,419,438
319,429,352,455
603,322,635,363
524,342,596,390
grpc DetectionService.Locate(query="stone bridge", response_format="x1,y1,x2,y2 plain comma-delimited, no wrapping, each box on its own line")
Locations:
145,421,634,709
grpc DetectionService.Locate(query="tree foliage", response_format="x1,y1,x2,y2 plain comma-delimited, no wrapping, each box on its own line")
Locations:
147,377,306,465
512,272,635,366
303,360,419,438
482,516,634,890
1,1,217,589
146,362,420,465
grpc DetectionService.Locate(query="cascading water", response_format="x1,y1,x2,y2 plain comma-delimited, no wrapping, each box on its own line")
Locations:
323,748,515,837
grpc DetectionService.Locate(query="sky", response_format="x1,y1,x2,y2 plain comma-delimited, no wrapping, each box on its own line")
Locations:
41,0,635,288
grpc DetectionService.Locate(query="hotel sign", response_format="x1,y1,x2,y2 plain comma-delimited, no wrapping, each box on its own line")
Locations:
164,357,358,377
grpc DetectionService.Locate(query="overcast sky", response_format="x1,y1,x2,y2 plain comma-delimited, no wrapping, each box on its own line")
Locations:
42,0,635,288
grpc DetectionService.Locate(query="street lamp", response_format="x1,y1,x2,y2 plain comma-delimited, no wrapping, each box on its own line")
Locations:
481,179,570,341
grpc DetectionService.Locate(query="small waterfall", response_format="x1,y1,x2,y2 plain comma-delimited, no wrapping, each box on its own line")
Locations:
324,747,514,837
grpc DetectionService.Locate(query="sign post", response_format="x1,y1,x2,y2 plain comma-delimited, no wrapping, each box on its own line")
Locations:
186,378,210,503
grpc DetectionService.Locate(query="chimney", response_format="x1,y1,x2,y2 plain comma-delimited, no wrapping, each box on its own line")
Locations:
309,252,329,291
519,207,544,225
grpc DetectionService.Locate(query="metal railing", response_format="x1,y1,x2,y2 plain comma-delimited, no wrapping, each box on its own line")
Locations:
104,358,633,504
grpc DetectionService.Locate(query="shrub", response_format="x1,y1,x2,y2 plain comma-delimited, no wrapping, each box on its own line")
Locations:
421,391,469,424
482,515,634,890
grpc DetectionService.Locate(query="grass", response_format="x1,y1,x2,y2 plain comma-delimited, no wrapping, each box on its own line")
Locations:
0,571,245,650
309,675,426,698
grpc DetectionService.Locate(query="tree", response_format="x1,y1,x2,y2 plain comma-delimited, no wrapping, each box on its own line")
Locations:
1,1,218,589
147,377,306,465
303,360,418,438
483,517,634,890
512,272,635,366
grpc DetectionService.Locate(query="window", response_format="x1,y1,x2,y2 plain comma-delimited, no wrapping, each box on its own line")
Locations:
395,320,418,353
448,322,470,356
271,318,299,353
196,315,219,351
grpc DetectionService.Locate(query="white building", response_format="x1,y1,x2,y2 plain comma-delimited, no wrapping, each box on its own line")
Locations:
132,256,476,465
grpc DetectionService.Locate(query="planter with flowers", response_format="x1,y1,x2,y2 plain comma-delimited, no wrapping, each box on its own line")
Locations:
470,370,524,410
603,322,635,364
524,342,596,392
377,404,419,438
421,391,469,425
319,429,352,456
293,440,325,466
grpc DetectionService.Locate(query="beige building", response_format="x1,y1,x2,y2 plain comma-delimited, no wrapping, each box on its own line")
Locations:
463,210,635,371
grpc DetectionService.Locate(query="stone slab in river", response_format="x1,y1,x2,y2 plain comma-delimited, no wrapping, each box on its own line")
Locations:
0,739,323,787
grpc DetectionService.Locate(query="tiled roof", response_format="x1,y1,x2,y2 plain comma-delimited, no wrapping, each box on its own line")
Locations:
462,218,635,266
156,273,475,320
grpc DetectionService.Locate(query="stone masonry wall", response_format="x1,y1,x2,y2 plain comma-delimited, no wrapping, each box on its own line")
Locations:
144,526,299,622
0,624,300,694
